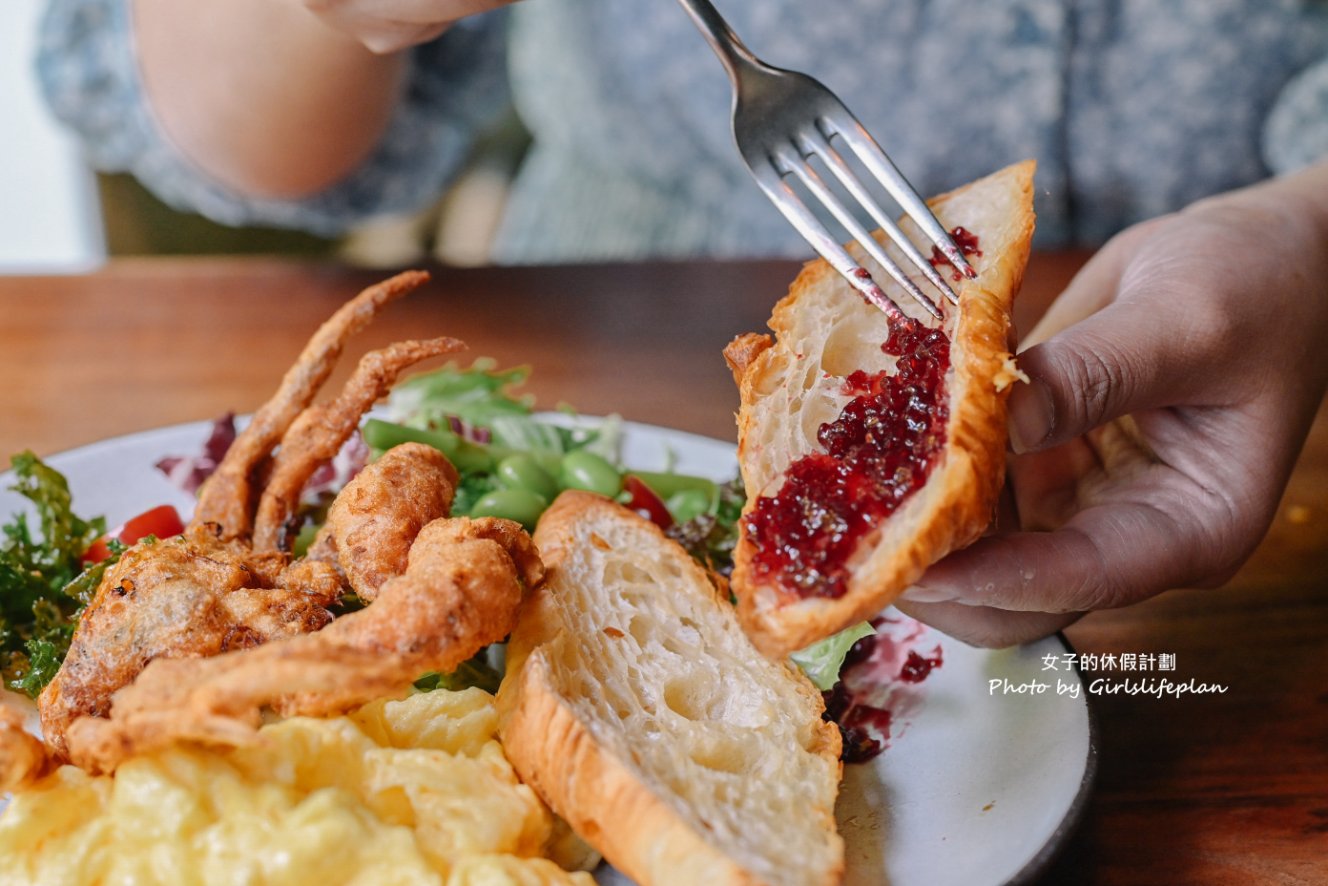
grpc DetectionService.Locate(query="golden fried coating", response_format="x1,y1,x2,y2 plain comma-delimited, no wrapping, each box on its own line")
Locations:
316,517,542,666
64,518,543,774
38,526,343,760
311,442,460,601
33,273,509,780
0,703,53,793
192,270,430,540
252,338,465,553
40,271,468,765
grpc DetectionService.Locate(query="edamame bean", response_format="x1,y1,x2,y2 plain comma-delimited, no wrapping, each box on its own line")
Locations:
495,454,560,501
470,488,548,529
629,470,716,501
666,488,711,523
559,450,622,497
360,419,493,473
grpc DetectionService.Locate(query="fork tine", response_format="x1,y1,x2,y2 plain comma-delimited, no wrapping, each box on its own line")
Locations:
800,130,960,305
822,111,978,280
773,147,943,320
747,160,911,323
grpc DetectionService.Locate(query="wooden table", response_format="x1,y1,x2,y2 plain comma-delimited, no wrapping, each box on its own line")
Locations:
2,257,1325,883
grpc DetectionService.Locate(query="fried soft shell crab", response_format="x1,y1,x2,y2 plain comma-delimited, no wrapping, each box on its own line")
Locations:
1,271,543,783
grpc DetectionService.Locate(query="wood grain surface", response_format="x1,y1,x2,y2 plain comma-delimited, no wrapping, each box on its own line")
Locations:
1,256,1324,884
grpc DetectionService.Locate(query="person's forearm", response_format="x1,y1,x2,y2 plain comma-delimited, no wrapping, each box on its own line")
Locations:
133,0,405,199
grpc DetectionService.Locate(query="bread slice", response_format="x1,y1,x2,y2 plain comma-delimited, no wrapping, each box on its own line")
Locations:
725,161,1036,657
497,491,843,886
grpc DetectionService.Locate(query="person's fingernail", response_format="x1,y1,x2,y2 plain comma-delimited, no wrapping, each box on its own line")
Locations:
901,583,956,603
1008,378,1054,454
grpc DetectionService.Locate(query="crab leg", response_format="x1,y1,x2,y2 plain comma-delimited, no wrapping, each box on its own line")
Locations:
64,517,543,774
192,270,430,539
251,337,465,553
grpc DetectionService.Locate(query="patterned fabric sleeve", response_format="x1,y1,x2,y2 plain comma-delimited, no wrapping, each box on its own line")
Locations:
1263,58,1328,175
35,0,510,236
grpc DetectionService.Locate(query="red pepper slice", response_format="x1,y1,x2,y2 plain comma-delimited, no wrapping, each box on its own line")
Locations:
623,475,673,530
82,504,185,564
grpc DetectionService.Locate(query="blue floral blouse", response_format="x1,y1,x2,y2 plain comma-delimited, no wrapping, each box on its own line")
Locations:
37,0,1328,262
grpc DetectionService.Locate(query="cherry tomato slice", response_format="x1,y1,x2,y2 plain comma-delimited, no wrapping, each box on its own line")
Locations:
623,475,673,530
82,504,185,564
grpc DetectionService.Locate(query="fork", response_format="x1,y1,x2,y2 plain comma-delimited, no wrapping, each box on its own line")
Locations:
676,0,976,320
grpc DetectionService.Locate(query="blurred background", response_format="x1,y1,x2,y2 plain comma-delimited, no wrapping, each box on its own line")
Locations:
1,0,527,275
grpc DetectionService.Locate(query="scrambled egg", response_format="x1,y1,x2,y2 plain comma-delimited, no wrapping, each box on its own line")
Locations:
0,688,596,885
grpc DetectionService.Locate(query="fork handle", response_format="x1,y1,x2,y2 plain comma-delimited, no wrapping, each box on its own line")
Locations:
674,0,762,82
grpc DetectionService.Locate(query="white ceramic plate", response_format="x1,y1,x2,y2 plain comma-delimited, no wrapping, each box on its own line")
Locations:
0,420,1094,886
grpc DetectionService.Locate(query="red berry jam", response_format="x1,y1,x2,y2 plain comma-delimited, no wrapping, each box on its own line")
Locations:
822,679,892,764
744,318,951,599
928,226,983,281
898,647,944,683
821,620,945,763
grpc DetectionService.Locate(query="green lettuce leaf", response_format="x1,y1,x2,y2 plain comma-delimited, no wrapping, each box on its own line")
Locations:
2,451,104,600
388,360,535,430
790,621,876,690
1,452,110,696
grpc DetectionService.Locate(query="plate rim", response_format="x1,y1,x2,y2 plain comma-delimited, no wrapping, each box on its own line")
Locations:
1006,634,1099,885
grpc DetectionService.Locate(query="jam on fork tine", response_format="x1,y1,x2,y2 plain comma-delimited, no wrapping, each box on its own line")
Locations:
764,145,943,321
676,0,977,318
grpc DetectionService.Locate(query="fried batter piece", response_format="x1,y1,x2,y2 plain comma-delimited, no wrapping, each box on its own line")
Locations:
65,517,543,774
0,704,54,793
38,531,343,760
306,442,460,602
36,272,467,766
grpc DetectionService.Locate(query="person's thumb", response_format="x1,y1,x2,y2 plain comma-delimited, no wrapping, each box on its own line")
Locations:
1006,301,1192,454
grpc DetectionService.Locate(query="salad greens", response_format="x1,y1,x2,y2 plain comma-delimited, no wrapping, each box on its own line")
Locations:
665,477,745,578
373,362,704,529
1,452,111,697
389,360,536,431
790,622,876,691
387,359,623,465
413,654,503,696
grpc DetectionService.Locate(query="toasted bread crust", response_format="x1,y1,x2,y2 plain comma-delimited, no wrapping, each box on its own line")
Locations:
727,161,1037,657
502,654,767,886
723,332,775,388
499,492,843,886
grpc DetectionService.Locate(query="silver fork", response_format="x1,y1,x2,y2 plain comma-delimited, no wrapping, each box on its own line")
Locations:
676,0,976,320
